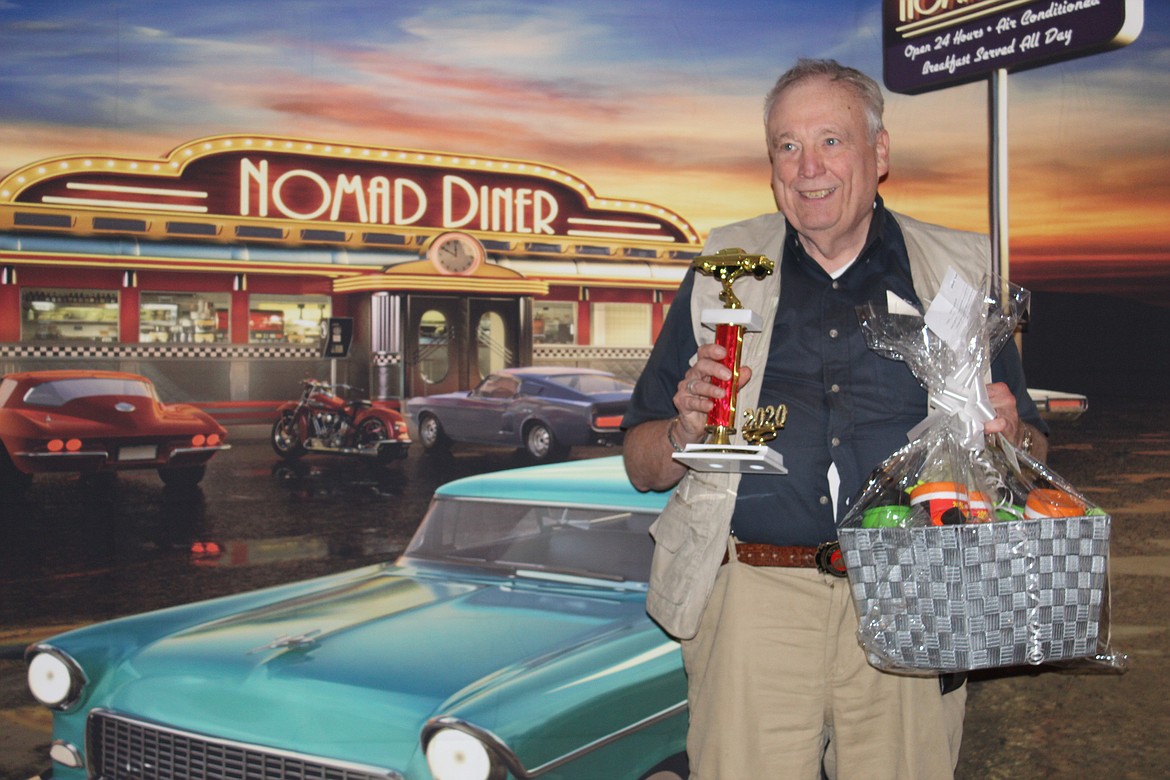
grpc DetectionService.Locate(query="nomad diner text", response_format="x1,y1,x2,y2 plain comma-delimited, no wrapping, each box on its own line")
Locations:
240,158,561,234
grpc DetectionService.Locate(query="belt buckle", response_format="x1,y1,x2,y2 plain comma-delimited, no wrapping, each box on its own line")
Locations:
815,541,847,578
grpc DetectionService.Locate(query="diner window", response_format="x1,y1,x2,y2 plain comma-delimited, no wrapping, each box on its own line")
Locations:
417,309,450,384
533,301,575,344
21,289,119,342
139,292,230,343
248,294,331,346
591,302,651,347
477,311,508,376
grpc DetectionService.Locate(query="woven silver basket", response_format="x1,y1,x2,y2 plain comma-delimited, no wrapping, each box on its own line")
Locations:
838,514,1110,673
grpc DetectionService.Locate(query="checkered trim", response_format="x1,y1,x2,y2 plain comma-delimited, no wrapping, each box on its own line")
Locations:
0,343,319,360
534,345,651,360
372,352,402,366
839,515,1110,672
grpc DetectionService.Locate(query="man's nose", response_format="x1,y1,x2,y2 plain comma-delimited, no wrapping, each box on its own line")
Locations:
798,149,824,177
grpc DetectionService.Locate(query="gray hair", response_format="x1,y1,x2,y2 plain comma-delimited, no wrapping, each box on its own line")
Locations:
763,58,885,141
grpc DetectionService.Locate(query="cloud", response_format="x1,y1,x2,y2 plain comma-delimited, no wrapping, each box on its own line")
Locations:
396,3,607,73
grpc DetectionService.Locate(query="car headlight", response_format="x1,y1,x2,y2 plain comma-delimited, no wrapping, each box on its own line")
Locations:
425,727,494,780
26,647,85,710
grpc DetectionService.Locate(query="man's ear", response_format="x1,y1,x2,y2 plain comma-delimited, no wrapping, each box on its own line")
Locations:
875,128,891,179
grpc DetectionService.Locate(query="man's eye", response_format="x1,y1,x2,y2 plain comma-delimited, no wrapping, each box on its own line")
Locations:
825,138,840,147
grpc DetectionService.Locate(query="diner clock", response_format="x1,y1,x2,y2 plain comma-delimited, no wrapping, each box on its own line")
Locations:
426,231,485,275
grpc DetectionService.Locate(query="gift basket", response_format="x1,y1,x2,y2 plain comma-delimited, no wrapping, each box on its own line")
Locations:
837,271,1126,674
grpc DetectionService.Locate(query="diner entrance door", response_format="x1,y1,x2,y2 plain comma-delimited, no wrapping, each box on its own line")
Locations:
405,295,524,398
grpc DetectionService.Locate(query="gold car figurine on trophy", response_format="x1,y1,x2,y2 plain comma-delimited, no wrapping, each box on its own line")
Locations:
672,248,788,474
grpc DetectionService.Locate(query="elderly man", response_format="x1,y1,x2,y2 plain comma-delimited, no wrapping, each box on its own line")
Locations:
623,59,1047,779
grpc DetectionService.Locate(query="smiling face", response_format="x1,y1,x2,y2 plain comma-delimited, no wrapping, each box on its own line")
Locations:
766,75,889,271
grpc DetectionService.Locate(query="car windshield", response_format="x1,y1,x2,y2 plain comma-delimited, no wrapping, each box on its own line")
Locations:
23,377,157,407
405,496,656,583
545,374,634,394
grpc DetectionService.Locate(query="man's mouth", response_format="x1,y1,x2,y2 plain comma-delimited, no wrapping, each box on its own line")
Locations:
800,188,836,200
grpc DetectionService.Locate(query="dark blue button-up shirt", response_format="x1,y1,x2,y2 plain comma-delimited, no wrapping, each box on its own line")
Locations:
624,200,1043,547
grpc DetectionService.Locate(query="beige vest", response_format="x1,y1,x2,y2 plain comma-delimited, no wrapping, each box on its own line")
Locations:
645,209,990,639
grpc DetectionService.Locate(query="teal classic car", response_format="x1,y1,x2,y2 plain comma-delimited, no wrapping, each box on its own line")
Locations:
25,457,687,780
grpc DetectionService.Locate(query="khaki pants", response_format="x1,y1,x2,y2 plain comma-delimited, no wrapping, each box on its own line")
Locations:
681,555,965,779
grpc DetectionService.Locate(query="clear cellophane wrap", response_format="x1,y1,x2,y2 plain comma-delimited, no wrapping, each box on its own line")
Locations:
837,274,1126,674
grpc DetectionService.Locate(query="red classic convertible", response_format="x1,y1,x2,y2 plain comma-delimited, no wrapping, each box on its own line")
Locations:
0,370,230,496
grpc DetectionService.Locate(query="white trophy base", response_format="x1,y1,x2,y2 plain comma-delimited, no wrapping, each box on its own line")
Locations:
672,443,787,474
699,308,763,331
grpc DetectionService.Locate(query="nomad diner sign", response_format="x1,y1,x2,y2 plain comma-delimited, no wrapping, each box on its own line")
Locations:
0,134,698,247
884,0,1144,94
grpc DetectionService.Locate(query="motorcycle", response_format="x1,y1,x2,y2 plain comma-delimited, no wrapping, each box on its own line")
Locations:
271,379,411,463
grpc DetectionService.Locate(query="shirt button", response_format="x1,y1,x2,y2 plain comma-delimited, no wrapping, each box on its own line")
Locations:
832,281,840,290
819,495,831,506
829,328,839,338
831,436,841,447
830,384,840,393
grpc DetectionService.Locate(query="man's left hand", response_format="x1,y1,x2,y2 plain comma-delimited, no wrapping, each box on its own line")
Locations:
983,381,1045,460
982,382,1019,439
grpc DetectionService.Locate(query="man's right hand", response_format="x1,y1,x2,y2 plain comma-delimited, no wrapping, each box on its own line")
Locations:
623,342,752,492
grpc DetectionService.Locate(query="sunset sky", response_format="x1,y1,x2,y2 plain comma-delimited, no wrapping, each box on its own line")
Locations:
1,0,1166,303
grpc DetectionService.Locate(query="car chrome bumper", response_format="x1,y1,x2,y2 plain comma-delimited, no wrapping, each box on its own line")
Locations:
15,449,112,472
16,444,229,471
170,444,232,457
19,449,110,459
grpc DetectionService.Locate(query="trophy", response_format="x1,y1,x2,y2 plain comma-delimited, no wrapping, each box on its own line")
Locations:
672,248,788,474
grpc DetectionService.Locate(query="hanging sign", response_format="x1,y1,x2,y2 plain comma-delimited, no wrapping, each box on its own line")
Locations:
883,0,1144,94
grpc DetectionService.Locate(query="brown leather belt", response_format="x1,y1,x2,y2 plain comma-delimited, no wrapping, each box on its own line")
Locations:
723,541,848,577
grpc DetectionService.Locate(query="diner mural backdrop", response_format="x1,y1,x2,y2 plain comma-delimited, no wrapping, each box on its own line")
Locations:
1,0,1166,416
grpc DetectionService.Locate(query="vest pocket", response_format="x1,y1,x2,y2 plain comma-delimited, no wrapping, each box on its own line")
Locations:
648,471,736,612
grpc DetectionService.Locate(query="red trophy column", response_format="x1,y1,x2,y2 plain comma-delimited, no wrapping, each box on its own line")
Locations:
707,321,744,445
671,248,787,475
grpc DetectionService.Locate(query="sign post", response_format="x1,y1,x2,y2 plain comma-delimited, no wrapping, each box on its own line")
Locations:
883,0,1144,96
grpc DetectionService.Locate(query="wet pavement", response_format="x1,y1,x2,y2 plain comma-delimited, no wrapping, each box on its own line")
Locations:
0,427,608,629
2,402,1169,779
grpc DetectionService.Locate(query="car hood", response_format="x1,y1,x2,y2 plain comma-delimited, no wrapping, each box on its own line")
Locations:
63,563,678,773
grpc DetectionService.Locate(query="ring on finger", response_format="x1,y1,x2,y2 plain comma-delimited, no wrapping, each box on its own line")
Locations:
686,379,697,395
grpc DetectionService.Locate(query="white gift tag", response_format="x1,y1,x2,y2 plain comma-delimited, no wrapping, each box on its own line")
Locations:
886,289,919,316
924,269,980,351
